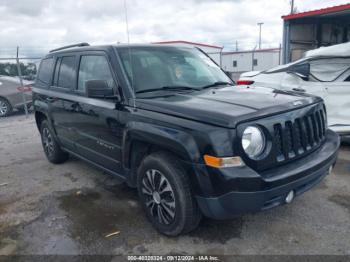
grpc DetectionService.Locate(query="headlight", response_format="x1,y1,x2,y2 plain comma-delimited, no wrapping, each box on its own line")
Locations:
242,126,265,158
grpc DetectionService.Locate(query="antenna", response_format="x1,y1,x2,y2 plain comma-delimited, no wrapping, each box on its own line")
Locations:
123,0,136,108
124,0,130,45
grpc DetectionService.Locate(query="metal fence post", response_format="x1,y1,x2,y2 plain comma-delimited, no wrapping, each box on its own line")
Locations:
15,46,29,118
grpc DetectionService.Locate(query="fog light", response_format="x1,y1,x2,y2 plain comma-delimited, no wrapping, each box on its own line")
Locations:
285,190,295,204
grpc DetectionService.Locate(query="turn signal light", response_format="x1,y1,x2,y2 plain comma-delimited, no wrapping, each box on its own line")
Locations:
204,155,244,168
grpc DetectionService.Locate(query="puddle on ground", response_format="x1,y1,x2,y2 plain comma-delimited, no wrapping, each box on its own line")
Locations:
189,217,243,244
328,194,350,213
59,190,114,238
58,185,244,247
62,172,78,183
102,183,139,201
57,186,153,251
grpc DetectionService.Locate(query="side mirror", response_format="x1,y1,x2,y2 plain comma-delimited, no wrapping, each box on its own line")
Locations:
287,63,310,81
85,80,118,99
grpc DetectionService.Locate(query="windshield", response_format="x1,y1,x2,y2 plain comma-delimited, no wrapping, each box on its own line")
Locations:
117,46,232,95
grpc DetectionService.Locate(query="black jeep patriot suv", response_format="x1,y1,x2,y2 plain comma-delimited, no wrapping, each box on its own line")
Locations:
33,43,340,236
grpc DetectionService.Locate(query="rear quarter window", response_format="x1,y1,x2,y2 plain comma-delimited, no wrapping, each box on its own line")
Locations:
36,58,54,87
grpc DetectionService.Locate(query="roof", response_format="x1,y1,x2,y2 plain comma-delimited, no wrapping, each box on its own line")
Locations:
152,40,223,49
282,3,350,20
222,48,281,55
46,44,196,56
305,42,350,58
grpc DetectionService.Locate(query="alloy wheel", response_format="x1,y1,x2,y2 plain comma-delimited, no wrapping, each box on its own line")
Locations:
42,127,54,156
141,169,176,225
0,100,8,116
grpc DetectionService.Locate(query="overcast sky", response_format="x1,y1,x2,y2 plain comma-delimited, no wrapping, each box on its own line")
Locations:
0,0,349,57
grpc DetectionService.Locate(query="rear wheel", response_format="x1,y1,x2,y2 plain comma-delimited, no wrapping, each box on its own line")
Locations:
40,120,68,164
137,152,202,236
0,98,12,117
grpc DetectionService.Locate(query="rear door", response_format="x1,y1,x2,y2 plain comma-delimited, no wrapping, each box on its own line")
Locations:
49,55,79,151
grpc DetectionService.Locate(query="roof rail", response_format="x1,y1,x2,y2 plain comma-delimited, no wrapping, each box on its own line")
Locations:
49,42,90,53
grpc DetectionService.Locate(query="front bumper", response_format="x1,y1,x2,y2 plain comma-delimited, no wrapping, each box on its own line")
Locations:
195,129,340,219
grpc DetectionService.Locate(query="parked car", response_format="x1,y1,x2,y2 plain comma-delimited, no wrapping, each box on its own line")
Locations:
239,42,350,135
0,76,33,117
33,43,339,236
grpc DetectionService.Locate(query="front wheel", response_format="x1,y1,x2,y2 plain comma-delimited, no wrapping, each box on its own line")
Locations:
137,152,202,236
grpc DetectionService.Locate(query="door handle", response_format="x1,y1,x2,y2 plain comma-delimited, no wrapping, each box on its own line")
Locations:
292,88,306,92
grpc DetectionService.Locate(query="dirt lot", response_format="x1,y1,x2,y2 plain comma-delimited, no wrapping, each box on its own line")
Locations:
0,113,350,255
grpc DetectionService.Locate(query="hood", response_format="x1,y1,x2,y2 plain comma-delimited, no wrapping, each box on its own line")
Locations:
240,71,261,78
136,86,321,128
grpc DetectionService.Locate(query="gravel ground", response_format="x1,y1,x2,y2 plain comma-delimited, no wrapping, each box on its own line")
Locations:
0,113,349,255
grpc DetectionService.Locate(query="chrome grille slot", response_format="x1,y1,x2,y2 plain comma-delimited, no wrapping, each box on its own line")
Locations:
272,106,326,163
273,124,284,162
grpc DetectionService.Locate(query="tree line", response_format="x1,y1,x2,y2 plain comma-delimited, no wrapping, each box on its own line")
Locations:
0,62,37,80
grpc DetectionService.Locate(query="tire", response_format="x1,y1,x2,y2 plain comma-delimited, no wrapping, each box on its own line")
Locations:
0,98,12,117
137,151,202,236
40,120,69,164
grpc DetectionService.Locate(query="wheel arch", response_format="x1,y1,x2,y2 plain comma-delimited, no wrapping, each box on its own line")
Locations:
123,123,201,188
34,111,48,131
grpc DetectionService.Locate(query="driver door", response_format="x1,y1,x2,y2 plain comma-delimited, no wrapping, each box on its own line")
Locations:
71,52,124,174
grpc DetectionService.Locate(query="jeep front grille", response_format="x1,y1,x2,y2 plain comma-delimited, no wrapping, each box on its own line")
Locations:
273,107,326,162
237,102,327,171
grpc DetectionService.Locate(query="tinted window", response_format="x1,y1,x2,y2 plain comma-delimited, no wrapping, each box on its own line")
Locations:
57,56,76,89
78,55,115,91
37,58,54,85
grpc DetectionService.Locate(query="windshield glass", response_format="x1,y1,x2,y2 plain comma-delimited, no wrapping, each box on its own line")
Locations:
117,46,232,95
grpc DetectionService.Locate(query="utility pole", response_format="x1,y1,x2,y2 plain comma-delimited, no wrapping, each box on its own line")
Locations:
278,43,282,65
257,22,264,49
290,0,295,14
235,40,238,51
252,45,257,71
16,46,29,118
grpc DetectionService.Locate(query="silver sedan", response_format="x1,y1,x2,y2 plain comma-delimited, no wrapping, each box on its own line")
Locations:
0,76,33,117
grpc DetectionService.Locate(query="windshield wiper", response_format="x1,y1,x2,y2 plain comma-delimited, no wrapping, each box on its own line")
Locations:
201,81,234,89
135,85,199,94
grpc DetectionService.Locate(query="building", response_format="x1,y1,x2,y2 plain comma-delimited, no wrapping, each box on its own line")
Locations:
153,40,223,65
154,41,282,81
282,3,350,63
221,48,281,80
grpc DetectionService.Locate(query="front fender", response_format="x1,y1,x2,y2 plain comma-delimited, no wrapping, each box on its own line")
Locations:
122,121,201,168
